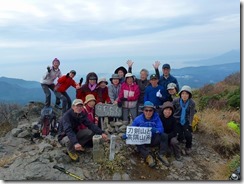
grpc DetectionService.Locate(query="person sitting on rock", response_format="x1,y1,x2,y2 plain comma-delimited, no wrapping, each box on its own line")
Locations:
58,99,108,161
159,101,182,161
123,101,169,167
172,85,196,155
78,94,98,130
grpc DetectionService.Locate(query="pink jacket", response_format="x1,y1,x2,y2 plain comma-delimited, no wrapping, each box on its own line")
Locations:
118,82,140,108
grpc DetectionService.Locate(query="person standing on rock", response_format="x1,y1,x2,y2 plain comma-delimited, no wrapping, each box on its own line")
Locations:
166,82,179,101
153,61,180,95
54,70,81,114
123,101,169,167
114,60,133,83
144,74,168,112
40,58,62,109
76,72,98,102
117,73,140,124
172,85,196,155
58,99,108,161
108,74,121,105
159,101,182,161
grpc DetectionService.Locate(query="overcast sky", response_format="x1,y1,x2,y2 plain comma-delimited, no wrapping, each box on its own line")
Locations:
0,0,240,81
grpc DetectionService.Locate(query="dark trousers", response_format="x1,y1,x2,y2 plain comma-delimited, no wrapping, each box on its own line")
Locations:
41,84,60,107
61,92,72,113
169,136,181,156
60,129,94,152
176,124,192,148
55,91,71,114
136,133,168,159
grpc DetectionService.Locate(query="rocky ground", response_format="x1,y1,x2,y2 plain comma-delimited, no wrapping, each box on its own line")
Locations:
0,102,229,181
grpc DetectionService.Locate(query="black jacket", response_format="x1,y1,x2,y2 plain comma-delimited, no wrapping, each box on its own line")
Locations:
58,108,104,145
159,114,177,141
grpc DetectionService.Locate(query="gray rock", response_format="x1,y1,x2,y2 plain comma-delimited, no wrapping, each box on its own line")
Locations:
119,125,127,132
172,160,184,169
114,122,123,126
38,142,53,153
112,172,121,180
11,128,22,137
17,130,30,138
17,123,30,130
122,173,130,180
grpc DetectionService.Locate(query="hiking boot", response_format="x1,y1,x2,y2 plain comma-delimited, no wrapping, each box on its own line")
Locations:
175,154,183,161
67,150,79,162
158,154,170,167
185,148,192,155
146,155,156,168
55,104,62,109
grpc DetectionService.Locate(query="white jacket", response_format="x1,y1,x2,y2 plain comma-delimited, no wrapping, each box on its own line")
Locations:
40,68,62,85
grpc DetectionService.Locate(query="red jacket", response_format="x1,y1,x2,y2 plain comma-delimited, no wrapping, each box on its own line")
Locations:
55,75,77,93
96,86,111,104
78,104,98,130
76,84,98,102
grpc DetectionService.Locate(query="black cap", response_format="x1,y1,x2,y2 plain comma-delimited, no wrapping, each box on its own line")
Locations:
150,74,158,80
162,63,170,69
70,70,76,75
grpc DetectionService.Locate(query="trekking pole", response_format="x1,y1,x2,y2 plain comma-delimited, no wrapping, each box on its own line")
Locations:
53,165,83,180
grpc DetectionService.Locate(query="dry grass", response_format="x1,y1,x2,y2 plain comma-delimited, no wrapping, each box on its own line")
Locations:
0,152,22,168
0,122,12,137
208,162,230,180
198,109,240,158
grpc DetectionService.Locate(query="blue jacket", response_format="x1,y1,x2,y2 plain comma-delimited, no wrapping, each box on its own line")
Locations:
58,108,104,146
132,112,164,134
155,68,180,92
144,85,167,106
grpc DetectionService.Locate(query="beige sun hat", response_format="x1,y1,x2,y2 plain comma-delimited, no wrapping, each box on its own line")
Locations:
84,94,96,104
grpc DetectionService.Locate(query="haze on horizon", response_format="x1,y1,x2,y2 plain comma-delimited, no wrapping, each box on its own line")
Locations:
0,0,240,81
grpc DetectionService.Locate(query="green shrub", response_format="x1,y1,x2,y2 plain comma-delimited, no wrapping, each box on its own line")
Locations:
227,87,240,109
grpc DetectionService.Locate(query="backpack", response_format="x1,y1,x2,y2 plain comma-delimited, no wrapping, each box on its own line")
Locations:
39,107,57,137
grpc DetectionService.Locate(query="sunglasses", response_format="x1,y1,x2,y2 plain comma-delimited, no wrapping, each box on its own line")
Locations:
144,109,153,112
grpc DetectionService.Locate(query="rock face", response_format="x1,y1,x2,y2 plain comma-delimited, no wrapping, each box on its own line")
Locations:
0,103,229,181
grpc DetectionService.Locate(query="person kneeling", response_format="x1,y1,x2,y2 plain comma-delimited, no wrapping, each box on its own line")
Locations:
58,99,108,161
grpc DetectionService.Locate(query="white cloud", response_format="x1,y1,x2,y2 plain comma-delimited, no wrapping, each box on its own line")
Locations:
0,0,240,81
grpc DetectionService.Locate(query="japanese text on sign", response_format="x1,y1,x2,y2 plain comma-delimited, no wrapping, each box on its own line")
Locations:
95,104,122,117
126,126,152,145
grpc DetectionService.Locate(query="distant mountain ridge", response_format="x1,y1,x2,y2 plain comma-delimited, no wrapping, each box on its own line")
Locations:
0,62,240,105
186,49,240,66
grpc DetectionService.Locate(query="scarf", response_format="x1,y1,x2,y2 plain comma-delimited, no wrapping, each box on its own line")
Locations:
88,83,97,91
180,99,189,125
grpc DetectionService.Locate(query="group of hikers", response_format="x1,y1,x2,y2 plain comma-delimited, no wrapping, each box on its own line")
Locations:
40,58,196,168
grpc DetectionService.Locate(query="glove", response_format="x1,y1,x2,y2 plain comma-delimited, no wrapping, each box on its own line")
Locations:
117,102,122,107
79,77,83,85
122,133,127,140
47,66,51,73
151,127,158,134
156,90,162,98
120,97,128,101
66,73,70,78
